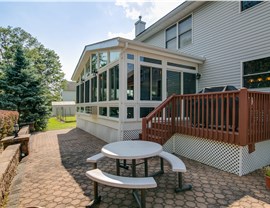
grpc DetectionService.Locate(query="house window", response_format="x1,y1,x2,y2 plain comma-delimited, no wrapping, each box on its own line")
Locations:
140,56,162,65
109,65,119,101
127,107,134,119
99,52,108,68
241,1,262,11
85,80,90,103
243,57,270,89
140,66,162,101
91,54,97,74
91,77,97,102
76,85,80,103
80,83,84,103
127,63,134,100
140,107,154,118
99,107,107,116
165,24,176,50
178,15,192,48
109,107,119,118
99,71,107,101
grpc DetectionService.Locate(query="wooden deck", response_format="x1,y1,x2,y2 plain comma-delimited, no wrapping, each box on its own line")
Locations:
142,88,270,152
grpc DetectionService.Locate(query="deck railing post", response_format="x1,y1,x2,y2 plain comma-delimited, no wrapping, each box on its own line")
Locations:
142,118,147,141
238,88,249,146
171,96,176,134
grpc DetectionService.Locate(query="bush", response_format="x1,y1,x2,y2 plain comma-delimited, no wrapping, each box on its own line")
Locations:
0,110,19,140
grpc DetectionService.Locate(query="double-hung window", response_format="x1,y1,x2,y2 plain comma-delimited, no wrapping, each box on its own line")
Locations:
165,24,177,50
178,15,192,48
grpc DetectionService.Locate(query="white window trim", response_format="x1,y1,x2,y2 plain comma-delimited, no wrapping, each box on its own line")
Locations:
164,13,193,50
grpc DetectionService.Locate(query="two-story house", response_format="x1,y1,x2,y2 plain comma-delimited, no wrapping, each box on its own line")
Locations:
71,1,270,175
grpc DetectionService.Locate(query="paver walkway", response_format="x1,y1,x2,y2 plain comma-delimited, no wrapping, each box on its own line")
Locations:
5,128,270,208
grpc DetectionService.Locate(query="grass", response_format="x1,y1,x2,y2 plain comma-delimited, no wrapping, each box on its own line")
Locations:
46,116,76,131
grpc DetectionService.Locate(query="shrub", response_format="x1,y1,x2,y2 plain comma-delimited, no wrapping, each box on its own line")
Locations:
0,110,19,140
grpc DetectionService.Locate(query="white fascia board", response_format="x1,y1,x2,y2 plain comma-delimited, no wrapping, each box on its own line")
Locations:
135,1,205,42
71,38,121,81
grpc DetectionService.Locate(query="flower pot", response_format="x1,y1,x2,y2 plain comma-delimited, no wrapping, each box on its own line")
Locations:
266,175,270,189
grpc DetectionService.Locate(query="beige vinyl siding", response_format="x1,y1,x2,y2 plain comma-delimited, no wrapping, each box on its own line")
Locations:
144,30,164,48
142,1,270,91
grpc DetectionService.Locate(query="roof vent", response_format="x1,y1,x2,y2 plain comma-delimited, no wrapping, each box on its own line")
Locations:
135,16,146,37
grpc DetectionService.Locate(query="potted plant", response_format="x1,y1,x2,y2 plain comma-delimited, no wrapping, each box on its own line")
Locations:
265,166,270,189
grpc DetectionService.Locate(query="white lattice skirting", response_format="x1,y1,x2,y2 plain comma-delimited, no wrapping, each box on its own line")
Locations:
163,134,270,176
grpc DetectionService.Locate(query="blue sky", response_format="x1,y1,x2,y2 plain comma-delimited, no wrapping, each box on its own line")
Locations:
0,1,182,80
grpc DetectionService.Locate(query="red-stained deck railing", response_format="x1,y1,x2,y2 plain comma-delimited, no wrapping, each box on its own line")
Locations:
142,88,270,152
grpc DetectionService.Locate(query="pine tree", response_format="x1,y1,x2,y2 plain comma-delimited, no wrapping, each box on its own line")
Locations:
0,45,50,130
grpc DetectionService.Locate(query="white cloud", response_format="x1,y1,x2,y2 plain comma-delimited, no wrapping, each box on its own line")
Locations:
115,0,182,25
108,28,135,40
111,0,183,40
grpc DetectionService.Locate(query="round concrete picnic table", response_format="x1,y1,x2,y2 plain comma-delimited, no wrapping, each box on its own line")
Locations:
101,140,162,176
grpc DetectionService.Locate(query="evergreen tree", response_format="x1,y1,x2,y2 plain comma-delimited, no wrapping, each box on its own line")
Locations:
0,45,50,130
0,26,65,102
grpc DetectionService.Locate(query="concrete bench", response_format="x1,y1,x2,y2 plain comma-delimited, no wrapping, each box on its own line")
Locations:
158,151,192,192
86,153,105,169
86,168,157,208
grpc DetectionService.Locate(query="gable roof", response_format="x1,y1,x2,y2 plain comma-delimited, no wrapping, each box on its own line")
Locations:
134,1,205,42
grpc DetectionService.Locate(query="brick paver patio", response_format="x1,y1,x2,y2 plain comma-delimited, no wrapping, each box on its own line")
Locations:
5,128,270,208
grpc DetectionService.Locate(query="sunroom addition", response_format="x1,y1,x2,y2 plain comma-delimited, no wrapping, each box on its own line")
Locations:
72,37,205,143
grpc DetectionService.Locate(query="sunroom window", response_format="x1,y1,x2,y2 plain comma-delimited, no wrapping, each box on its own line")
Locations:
178,15,192,48
85,58,90,76
109,65,119,100
99,52,108,68
80,83,84,103
109,107,119,118
99,71,107,101
140,66,162,101
243,57,270,89
76,85,80,103
99,107,107,116
110,51,120,63
85,80,90,103
91,77,97,102
91,54,97,74
127,63,134,100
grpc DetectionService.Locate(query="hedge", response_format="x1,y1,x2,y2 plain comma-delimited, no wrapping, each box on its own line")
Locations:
0,110,19,140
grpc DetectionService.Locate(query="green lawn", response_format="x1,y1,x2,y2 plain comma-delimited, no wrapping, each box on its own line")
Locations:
46,116,76,131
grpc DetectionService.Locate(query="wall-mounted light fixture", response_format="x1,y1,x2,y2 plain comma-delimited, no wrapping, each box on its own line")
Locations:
196,73,201,80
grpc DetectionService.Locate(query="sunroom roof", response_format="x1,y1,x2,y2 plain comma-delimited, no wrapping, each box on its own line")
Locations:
71,37,205,81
